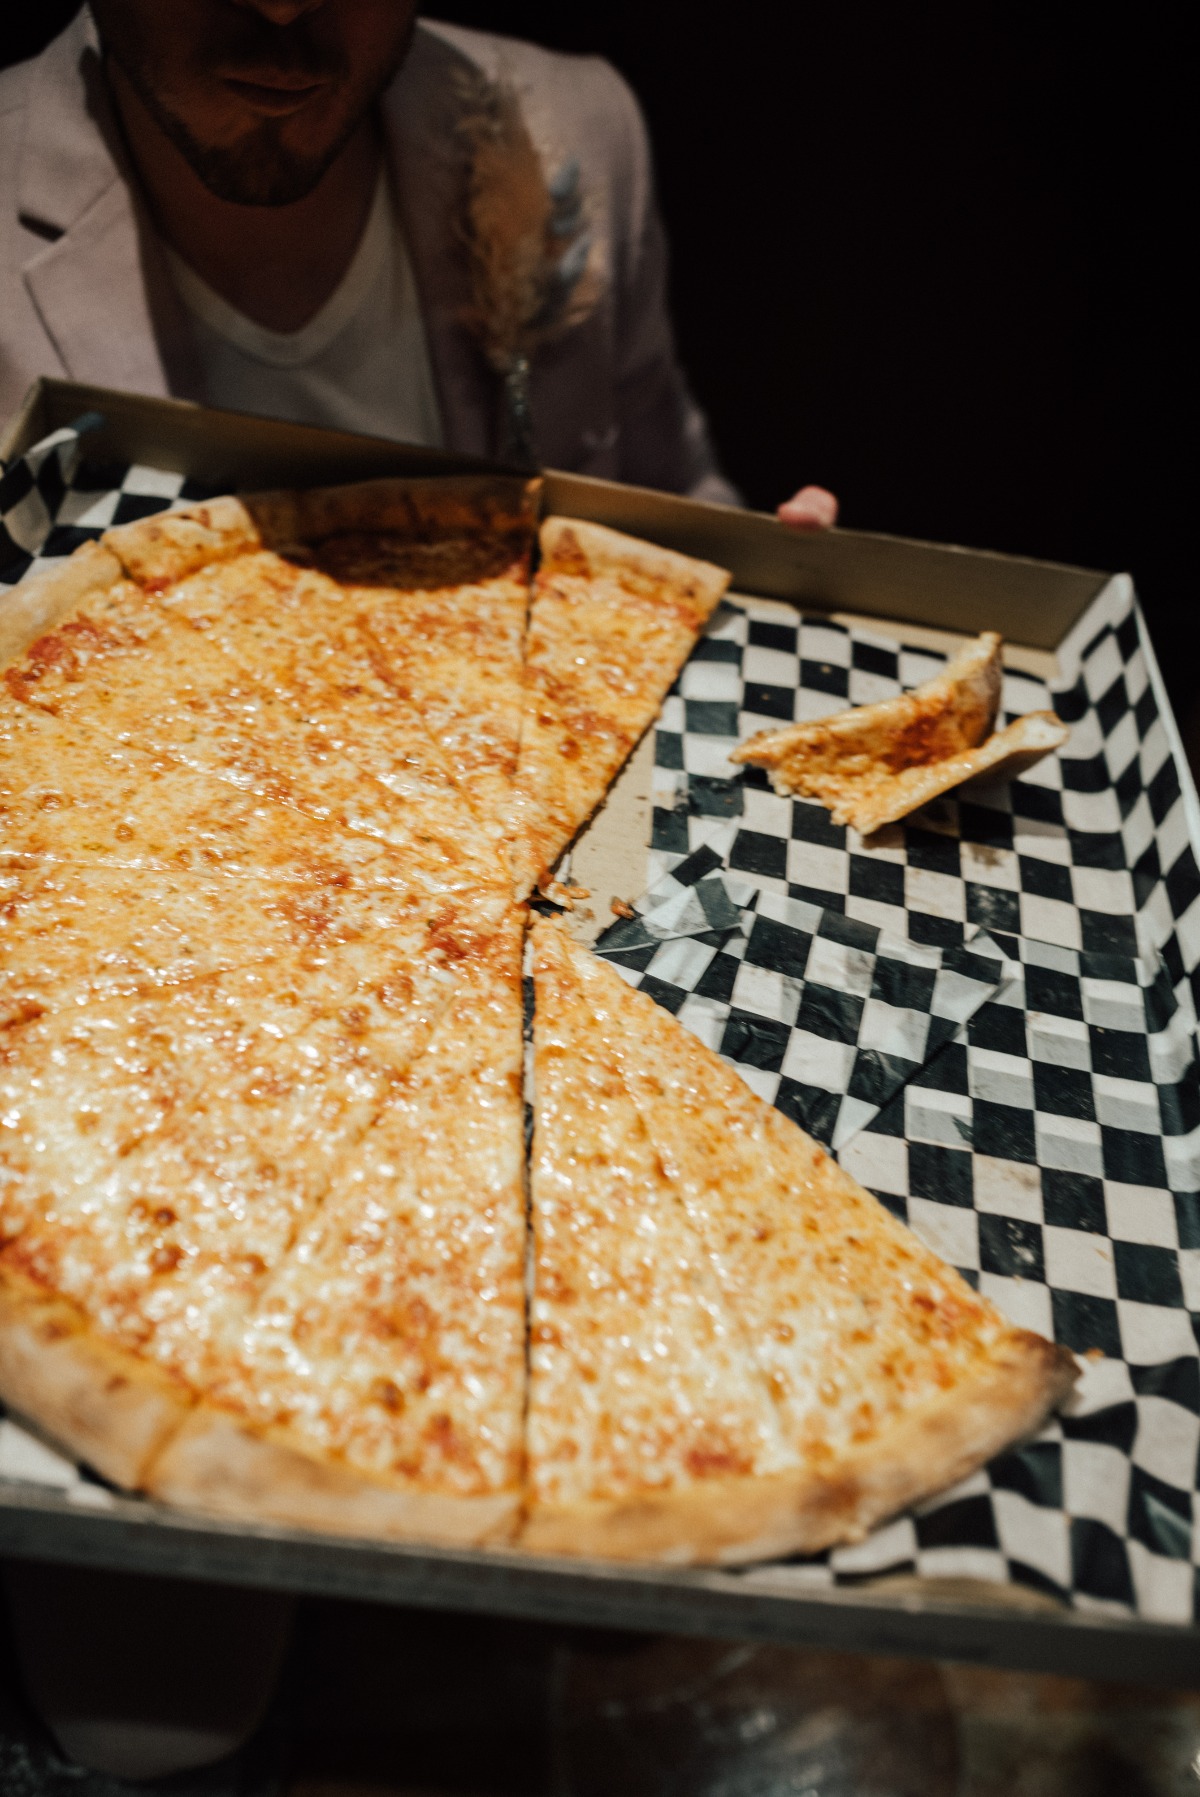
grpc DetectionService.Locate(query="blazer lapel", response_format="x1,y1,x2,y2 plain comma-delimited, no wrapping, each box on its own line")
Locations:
17,12,202,402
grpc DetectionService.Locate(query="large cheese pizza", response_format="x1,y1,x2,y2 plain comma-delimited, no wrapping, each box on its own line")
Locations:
0,477,1075,1563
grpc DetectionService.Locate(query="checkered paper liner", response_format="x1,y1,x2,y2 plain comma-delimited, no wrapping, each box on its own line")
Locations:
597,845,1016,1152
3,422,1200,1626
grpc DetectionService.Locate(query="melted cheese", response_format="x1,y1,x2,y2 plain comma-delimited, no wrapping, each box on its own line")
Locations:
0,699,426,893
510,520,729,898
325,537,529,852
566,934,1049,1461
6,576,487,893
209,916,527,1497
0,929,454,1394
0,861,436,1028
151,551,504,896
527,921,791,1514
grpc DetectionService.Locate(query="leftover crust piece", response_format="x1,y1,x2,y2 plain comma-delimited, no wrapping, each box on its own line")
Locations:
733,630,1067,830
831,709,1070,834
510,519,730,899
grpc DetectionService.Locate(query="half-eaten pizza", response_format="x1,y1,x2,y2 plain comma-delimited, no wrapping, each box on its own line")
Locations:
0,481,1075,1563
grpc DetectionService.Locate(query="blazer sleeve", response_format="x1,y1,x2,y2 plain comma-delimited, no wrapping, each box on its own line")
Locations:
606,74,739,505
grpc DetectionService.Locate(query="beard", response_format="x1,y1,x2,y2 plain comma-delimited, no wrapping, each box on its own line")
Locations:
95,4,414,208
122,89,366,208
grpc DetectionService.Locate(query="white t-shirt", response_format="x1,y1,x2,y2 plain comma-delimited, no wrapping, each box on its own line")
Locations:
164,174,444,447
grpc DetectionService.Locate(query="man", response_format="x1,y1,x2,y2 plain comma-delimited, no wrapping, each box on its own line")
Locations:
0,0,836,523
0,3,833,1779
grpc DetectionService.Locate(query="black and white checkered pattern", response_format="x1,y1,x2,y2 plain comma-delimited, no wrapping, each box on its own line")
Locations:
598,847,1014,1150
0,415,214,591
2,424,1199,1625
592,583,1200,1624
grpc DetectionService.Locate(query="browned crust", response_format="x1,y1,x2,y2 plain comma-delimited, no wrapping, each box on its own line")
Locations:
0,540,123,671
539,517,730,614
520,1329,1076,1565
733,630,1004,775
244,475,542,556
102,496,261,591
730,633,1072,831
844,710,1070,832
0,1262,194,1488
144,1406,522,1547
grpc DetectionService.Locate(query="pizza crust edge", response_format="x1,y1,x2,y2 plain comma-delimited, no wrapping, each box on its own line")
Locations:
519,1324,1075,1565
102,495,262,590
143,1405,523,1548
0,540,125,671
539,516,731,612
0,1263,194,1489
0,1263,525,1546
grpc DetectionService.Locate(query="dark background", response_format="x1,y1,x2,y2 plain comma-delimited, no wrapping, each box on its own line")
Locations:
2,6,1190,704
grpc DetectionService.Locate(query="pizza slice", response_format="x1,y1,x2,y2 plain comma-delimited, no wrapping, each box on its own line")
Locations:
560,930,1078,1557
732,630,1067,831
139,546,509,883
0,697,454,901
147,914,527,1546
329,536,532,854
524,918,800,1562
0,859,425,1029
0,914,460,1470
510,520,731,899
5,547,503,901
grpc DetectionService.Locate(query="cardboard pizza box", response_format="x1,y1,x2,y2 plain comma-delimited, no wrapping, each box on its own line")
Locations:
2,377,1198,1688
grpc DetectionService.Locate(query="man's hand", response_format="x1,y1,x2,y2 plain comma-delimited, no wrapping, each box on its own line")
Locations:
777,486,839,531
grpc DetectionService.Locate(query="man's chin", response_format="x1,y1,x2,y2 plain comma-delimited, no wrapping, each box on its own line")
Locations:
139,90,361,207
181,142,345,208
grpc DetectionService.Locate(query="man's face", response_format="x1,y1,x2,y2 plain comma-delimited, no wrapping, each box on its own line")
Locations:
91,0,419,206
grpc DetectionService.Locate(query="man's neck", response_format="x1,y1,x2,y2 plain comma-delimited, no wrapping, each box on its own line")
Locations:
107,61,381,335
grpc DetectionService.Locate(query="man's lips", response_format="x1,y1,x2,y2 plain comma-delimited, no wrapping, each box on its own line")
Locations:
220,72,331,114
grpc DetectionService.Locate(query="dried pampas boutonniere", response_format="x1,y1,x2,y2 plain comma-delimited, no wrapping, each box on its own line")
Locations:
455,67,598,466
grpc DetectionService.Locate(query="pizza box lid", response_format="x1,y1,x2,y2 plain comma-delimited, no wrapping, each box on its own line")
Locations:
2,378,1198,1685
